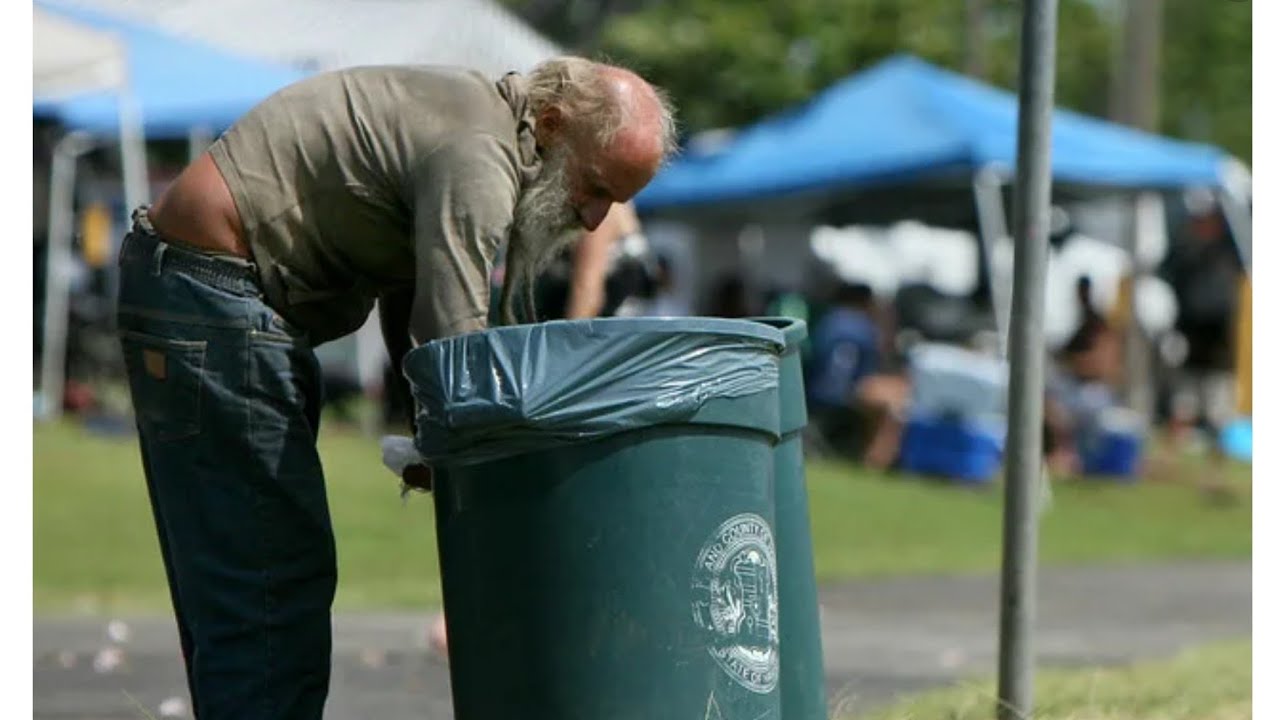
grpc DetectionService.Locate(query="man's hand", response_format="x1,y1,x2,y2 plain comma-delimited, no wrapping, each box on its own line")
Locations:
402,464,434,493
381,435,432,494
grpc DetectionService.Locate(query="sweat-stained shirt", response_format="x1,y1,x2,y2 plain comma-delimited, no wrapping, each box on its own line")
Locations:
208,65,542,345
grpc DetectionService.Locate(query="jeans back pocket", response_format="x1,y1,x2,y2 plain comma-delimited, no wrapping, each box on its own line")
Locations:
120,330,207,441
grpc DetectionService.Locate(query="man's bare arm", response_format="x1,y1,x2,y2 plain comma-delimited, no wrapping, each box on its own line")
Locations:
565,202,642,319
388,136,520,490
378,287,416,434
409,135,519,344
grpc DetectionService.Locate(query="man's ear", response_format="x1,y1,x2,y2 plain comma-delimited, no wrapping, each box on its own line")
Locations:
534,105,564,146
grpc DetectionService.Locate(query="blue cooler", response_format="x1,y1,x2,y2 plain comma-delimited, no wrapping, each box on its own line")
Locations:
899,413,1004,484
900,343,1008,483
1078,407,1144,480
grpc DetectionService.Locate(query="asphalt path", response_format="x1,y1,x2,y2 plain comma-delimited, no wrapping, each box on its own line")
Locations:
34,561,1250,719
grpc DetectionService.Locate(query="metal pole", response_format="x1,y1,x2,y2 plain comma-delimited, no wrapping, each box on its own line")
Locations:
39,131,97,422
972,164,1012,359
997,0,1057,716
118,90,150,214
114,88,150,339
187,125,214,164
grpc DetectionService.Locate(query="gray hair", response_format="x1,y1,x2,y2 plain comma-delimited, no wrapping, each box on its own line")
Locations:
526,56,679,163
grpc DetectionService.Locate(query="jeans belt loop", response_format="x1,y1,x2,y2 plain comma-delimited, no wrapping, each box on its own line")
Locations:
133,205,155,233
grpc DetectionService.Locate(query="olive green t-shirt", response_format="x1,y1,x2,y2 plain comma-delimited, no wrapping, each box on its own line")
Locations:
208,65,542,344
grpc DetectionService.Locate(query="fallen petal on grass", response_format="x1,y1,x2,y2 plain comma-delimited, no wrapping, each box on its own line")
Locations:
158,696,187,718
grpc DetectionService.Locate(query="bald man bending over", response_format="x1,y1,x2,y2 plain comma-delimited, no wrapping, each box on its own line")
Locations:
115,57,675,719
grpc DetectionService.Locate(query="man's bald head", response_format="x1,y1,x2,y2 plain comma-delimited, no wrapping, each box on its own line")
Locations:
526,57,677,176
594,64,678,169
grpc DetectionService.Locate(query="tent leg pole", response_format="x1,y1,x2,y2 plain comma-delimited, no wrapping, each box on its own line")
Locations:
117,91,150,215
1123,192,1162,423
39,131,96,422
1216,188,1252,277
973,167,1011,358
188,125,214,164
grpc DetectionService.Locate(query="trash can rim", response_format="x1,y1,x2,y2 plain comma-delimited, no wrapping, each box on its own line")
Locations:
745,316,808,349
410,316,787,357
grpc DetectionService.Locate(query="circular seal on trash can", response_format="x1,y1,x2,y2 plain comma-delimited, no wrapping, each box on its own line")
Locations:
690,513,779,694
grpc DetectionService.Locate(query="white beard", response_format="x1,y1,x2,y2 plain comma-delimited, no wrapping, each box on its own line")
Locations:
500,148,583,325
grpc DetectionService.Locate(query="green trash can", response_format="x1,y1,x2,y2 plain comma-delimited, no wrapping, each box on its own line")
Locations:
405,318,787,720
750,317,828,720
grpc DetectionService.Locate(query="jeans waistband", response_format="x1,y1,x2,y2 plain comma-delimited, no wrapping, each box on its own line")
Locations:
121,206,261,297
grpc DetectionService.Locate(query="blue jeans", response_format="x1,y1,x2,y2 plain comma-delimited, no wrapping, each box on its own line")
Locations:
116,211,335,719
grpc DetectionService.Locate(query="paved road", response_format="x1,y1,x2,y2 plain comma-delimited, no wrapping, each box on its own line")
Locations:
34,561,1250,719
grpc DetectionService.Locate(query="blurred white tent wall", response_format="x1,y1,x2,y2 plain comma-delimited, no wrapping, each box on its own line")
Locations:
42,0,561,78
809,222,983,301
34,6,126,99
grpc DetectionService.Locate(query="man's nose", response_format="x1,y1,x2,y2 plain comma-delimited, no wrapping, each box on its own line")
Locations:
578,200,613,232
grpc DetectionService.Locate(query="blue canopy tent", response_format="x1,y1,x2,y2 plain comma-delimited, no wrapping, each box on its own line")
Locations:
636,54,1235,212
635,54,1249,370
33,0,307,139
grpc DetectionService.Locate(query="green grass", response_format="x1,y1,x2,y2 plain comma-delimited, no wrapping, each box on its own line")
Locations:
806,457,1251,581
33,421,1251,615
34,420,440,614
852,641,1251,720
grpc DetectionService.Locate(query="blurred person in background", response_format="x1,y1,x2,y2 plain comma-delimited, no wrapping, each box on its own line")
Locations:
709,273,754,318
1161,192,1243,447
637,253,690,317
805,282,910,470
1044,275,1124,474
114,56,675,719
1158,191,1244,500
1062,275,1123,385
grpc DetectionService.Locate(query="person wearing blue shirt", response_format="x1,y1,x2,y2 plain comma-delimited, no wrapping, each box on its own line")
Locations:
807,283,881,409
806,283,910,468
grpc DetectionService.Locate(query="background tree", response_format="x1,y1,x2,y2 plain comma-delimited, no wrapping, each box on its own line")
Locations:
1160,0,1250,160
498,0,1249,160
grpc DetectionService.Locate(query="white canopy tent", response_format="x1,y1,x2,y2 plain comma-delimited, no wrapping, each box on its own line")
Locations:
35,6,125,97
34,5,149,421
42,0,560,78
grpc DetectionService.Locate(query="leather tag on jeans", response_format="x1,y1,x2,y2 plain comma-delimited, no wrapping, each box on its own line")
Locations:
143,349,167,380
